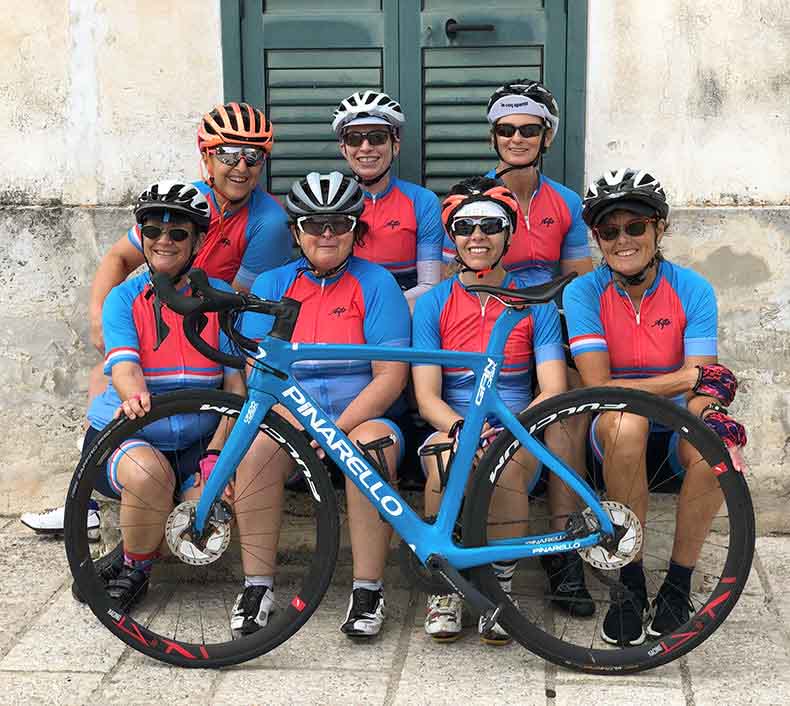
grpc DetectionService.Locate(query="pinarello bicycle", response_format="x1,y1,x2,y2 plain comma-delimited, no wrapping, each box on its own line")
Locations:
64,270,754,673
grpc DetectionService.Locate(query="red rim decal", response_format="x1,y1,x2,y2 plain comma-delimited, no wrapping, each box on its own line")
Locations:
291,596,306,612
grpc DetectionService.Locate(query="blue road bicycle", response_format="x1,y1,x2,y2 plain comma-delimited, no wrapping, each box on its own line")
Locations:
65,270,754,673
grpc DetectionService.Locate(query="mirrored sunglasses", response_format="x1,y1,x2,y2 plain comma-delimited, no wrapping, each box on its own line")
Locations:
450,216,509,237
212,145,266,167
296,215,357,236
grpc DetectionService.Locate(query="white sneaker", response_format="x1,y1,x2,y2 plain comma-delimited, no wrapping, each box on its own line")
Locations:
479,595,518,646
424,593,463,642
230,585,275,639
340,588,385,638
20,502,100,541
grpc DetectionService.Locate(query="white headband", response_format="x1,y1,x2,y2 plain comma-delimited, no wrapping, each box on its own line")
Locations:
453,201,510,221
486,95,559,133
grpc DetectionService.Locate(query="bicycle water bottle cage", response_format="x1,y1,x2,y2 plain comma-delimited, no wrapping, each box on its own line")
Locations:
418,442,455,490
357,436,396,523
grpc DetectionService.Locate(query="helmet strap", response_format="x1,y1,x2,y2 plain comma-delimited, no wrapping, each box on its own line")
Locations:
609,245,663,288
355,161,392,187
453,234,510,278
493,129,547,179
296,253,352,281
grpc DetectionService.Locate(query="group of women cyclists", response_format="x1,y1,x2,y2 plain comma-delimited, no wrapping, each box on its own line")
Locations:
23,78,748,650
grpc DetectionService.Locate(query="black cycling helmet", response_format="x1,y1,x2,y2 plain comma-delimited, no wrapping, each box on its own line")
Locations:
584,168,670,287
135,180,211,231
582,168,670,227
486,79,560,176
286,171,366,219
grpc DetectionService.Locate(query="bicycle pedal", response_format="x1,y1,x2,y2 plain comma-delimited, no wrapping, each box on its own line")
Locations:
479,605,503,635
425,554,497,618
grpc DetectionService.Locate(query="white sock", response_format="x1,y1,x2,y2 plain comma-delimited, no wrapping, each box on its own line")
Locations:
353,579,382,592
245,575,274,590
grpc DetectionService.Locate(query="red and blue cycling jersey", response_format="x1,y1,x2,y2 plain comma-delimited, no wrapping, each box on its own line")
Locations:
412,271,565,416
87,272,237,449
241,257,411,421
355,177,444,291
563,260,717,405
442,171,590,281
127,182,292,288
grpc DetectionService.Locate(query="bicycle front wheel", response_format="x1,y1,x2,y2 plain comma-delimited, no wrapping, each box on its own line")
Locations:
464,387,754,674
65,389,339,668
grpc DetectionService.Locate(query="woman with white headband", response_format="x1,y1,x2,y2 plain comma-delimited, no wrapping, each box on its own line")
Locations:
442,80,593,283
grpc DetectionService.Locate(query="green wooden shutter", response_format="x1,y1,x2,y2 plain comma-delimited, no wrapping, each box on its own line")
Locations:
265,49,383,197
422,47,542,195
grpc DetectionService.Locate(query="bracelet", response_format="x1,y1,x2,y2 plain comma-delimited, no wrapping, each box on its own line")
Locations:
447,419,464,439
700,401,728,419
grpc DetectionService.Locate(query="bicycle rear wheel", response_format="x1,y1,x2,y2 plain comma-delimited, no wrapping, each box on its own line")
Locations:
64,389,339,668
464,387,754,674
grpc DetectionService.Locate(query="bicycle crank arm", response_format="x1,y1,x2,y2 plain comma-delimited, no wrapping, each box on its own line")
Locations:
425,554,502,629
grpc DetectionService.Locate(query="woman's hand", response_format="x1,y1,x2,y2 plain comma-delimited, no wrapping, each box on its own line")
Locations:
114,391,151,420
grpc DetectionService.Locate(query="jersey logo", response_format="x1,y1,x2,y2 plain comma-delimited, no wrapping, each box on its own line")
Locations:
384,219,400,229
651,318,671,330
219,237,232,247
540,217,555,226
330,306,347,318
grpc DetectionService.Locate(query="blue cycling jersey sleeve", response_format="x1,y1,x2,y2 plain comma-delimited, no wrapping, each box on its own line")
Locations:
531,302,565,364
236,191,293,289
102,281,142,374
548,179,591,262
359,262,411,347
411,281,447,365
396,179,444,264
127,224,143,253
240,267,288,340
674,265,718,357
563,271,609,356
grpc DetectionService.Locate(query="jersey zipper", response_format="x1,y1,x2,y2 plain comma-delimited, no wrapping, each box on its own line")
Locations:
313,276,326,342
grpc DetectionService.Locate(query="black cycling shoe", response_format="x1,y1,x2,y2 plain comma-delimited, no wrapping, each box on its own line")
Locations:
105,565,149,612
600,575,648,646
647,581,692,637
71,542,124,604
541,553,596,617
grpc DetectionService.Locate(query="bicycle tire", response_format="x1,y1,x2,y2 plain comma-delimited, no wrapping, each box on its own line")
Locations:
464,386,755,674
65,389,339,668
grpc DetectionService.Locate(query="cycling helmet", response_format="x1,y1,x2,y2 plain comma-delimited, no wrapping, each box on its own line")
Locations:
442,177,519,277
582,168,670,227
135,180,211,231
197,102,274,153
442,177,518,232
285,171,366,219
486,79,560,133
331,90,405,136
487,79,560,176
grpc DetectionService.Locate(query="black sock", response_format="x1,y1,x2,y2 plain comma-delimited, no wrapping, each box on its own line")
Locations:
620,561,645,586
665,561,693,595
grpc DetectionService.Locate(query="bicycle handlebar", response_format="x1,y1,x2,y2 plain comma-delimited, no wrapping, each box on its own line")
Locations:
152,270,302,370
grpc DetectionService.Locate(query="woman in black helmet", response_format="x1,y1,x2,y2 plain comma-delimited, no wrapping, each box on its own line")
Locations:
232,172,411,642
563,167,747,647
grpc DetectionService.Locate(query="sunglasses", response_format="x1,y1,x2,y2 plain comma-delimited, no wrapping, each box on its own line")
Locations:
296,215,357,236
593,217,656,242
450,217,509,236
493,123,545,139
211,145,266,167
342,129,391,147
140,225,193,242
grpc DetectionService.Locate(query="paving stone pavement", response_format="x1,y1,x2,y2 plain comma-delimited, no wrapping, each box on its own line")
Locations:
1,514,789,706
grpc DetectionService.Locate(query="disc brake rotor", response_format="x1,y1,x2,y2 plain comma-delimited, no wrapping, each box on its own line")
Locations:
578,500,643,570
165,500,232,566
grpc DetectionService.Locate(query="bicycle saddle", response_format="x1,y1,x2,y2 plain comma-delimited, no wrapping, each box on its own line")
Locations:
466,272,577,305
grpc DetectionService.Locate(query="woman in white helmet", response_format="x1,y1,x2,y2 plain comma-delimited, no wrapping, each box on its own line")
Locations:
332,91,443,308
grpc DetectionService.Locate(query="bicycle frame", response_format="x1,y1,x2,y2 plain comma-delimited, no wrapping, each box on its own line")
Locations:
194,305,615,571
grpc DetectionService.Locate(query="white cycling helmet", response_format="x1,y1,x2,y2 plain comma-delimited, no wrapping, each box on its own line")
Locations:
331,91,405,137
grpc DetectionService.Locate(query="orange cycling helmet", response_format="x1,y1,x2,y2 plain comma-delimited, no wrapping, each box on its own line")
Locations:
441,177,519,232
197,102,274,153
